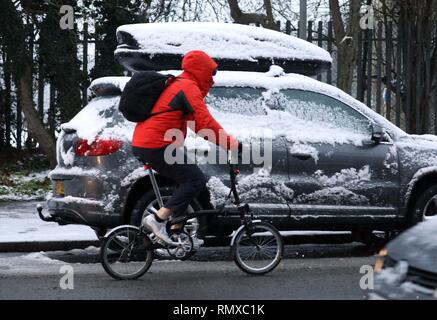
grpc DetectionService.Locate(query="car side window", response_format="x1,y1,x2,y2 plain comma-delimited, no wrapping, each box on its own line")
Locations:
206,87,266,116
276,89,372,135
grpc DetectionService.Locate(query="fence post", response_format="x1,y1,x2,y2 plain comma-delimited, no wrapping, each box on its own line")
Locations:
307,21,313,43
317,21,323,82
405,20,412,132
376,21,383,115
82,22,89,107
285,20,291,35
357,29,364,102
327,21,333,85
385,22,393,123
415,17,423,134
395,28,402,128
366,28,373,109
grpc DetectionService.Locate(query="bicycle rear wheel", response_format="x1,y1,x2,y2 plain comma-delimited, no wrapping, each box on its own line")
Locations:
100,225,153,280
232,222,283,275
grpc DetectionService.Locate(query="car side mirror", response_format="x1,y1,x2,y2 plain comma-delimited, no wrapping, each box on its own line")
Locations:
371,124,385,144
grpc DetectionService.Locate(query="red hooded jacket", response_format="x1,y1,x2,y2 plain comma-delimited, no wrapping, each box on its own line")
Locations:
131,50,238,151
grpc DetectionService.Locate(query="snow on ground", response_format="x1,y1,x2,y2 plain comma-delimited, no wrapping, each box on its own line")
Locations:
0,201,97,243
116,22,333,62
0,170,51,202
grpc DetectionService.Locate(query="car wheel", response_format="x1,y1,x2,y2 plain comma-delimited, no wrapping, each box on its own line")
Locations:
410,184,437,225
129,188,205,259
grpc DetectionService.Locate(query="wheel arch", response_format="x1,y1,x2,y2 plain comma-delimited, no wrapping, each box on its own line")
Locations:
121,174,174,223
121,174,215,224
405,168,437,221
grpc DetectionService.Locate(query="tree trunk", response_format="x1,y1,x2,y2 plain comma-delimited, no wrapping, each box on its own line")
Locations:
19,63,57,167
329,0,360,94
3,52,11,148
227,0,278,30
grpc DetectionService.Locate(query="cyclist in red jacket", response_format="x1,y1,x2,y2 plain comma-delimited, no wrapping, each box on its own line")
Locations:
132,50,240,244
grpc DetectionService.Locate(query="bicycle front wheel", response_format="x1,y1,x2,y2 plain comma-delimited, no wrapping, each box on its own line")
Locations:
100,225,153,280
232,222,283,275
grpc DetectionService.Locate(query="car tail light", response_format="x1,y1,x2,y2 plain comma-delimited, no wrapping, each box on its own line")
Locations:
74,137,123,156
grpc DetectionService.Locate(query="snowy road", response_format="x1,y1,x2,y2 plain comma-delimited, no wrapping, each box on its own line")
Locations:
0,244,377,300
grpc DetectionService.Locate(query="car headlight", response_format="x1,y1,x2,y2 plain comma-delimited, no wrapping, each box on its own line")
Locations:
374,248,388,273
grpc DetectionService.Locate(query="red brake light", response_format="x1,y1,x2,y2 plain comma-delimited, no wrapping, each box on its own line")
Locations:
74,137,123,156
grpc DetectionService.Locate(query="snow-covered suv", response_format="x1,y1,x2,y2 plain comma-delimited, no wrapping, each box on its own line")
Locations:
43,23,437,242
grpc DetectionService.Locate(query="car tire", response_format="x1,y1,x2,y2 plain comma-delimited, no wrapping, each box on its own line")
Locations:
409,184,437,225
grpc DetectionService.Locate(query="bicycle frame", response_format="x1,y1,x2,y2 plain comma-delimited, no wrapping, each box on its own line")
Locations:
145,160,252,226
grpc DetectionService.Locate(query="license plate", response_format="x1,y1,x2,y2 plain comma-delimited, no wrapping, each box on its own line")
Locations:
55,181,65,196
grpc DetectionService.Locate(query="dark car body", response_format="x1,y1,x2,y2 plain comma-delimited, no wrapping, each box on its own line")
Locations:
372,218,437,300
44,70,437,238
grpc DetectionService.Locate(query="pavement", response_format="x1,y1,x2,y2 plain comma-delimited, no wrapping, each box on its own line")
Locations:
0,201,98,252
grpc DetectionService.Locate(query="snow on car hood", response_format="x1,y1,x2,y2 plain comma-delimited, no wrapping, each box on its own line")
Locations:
116,22,333,63
396,134,437,170
387,218,437,274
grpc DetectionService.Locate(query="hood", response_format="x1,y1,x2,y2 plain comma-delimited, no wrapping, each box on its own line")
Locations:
387,218,437,274
181,50,218,97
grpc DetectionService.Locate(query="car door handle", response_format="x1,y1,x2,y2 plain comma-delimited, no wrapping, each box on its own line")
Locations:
290,153,312,161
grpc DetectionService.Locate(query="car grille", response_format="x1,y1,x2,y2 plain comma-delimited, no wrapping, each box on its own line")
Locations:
385,255,437,289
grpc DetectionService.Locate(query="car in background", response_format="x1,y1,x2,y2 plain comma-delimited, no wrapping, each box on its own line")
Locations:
372,218,437,300
39,23,437,243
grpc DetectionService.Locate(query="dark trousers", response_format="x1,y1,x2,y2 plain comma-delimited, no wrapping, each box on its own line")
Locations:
132,146,207,219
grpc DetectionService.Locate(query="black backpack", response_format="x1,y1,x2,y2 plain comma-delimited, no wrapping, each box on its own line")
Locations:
118,71,175,122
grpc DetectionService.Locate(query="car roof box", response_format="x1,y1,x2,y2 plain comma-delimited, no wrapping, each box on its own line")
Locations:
115,22,332,76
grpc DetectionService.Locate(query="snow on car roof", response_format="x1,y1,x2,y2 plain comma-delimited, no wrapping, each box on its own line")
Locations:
89,70,405,138
116,22,332,63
